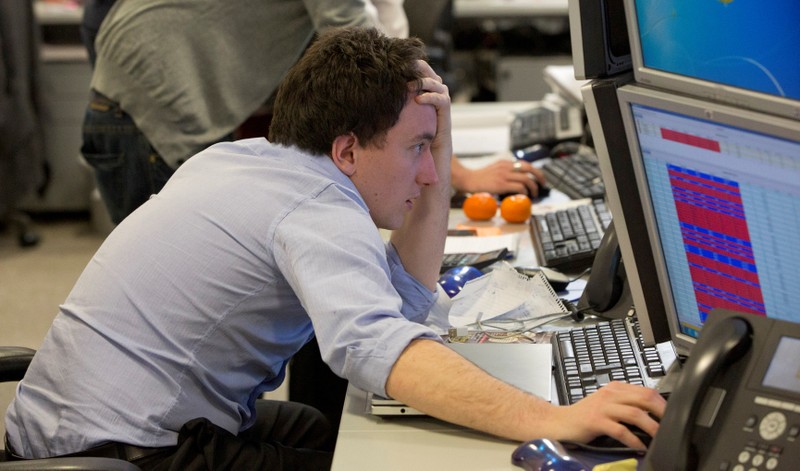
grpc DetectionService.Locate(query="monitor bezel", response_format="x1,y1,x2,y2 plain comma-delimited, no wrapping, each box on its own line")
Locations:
623,0,800,120
581,73,671,347
616,84,800,356
569,0,632,80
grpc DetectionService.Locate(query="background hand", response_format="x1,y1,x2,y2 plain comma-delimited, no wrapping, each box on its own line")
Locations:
451,157,546,196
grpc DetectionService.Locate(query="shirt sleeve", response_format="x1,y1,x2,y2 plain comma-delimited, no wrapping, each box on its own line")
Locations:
385,241,439,323
273,184,442,397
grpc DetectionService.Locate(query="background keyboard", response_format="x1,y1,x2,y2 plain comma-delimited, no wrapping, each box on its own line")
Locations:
552,317,675,405
529,198,612,271
542,151,605,200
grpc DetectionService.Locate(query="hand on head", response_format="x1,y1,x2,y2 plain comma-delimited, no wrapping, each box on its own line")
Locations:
413,60,451,133
412,60,453,177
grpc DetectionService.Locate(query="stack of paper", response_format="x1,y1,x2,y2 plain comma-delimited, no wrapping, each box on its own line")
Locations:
447,262,567,328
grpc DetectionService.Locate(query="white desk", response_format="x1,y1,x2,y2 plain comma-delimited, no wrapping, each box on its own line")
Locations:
332,383,520,471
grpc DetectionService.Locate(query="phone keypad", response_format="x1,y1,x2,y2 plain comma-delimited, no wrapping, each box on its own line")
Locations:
722,396,800,471
730,442,783,471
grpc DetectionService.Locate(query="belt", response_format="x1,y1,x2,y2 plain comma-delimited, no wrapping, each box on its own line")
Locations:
88,89,119,111
89,89,115,102
4,433,175,462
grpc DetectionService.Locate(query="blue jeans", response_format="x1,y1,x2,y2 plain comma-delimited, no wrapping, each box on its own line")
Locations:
81,91,176,224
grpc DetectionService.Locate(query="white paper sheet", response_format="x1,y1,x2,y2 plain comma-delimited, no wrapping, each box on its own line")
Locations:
448,263,567,328
444,233,520,255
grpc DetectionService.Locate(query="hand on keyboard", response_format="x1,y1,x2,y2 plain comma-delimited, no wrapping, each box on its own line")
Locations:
552,381,666,450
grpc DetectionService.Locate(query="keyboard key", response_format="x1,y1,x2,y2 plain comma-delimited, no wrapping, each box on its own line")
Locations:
542,151,605,200
530,199,611,271
553,317,669,405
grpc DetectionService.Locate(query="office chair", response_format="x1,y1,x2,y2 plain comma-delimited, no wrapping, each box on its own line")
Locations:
0,347,141,470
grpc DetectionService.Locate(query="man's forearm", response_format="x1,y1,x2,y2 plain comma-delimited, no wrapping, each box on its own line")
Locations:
385,339,558,442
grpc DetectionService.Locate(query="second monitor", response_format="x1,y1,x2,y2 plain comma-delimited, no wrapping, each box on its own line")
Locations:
617,84,800,356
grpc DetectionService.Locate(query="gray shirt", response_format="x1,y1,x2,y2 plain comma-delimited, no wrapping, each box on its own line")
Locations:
91,0,381,167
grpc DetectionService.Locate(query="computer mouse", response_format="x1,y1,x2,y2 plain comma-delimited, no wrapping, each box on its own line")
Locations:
536,182,552,198
512,438,589,471
437,266,484,298
499,180,550,202
586,424,652,450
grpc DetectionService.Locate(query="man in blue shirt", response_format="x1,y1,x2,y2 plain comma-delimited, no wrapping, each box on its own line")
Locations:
5,27,665,470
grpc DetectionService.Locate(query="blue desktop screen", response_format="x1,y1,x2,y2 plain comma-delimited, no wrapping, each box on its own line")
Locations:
634,0,800,100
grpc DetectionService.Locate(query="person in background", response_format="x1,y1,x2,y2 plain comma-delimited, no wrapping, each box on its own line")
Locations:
5,27,664,470
79,0,545,226
79,0,397,225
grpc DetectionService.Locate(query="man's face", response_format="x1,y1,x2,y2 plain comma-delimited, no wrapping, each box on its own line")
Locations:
349,95,439,229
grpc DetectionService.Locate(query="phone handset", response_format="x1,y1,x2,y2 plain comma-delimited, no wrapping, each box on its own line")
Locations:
582,220,623,312
578,221,631,319
643,316,752,470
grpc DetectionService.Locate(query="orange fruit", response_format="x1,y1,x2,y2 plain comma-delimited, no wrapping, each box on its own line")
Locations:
462,192,498,221
500,194,532,223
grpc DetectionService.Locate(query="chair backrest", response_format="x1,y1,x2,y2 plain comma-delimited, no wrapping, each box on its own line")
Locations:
0,348,35,383
0,347,142,470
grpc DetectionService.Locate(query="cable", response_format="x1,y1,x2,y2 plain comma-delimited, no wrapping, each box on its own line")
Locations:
468,309,578,341
568,267,591,283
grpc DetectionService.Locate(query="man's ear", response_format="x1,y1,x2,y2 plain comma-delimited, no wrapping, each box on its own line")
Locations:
330,133,358,176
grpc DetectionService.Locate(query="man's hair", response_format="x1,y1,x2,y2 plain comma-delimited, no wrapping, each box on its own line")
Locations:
269,27,427,155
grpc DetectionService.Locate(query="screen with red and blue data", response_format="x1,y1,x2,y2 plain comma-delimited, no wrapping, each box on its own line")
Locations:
631,103,800,339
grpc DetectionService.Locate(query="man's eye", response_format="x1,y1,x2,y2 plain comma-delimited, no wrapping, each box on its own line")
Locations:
415,143,425,154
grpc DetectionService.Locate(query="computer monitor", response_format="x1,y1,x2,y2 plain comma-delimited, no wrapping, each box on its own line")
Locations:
624,0,800,120
617,84,800,356
568,0,631,80
581,73,671,346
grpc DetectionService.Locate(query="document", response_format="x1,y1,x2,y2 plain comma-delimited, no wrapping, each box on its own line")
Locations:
448,262,567,328
444,233,520,256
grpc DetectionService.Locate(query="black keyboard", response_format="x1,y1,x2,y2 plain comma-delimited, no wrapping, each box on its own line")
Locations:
542,152,605,200
552,317,673,405
529,198,612,271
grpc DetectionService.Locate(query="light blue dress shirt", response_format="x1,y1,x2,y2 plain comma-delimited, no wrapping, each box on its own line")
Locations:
5,138,441,457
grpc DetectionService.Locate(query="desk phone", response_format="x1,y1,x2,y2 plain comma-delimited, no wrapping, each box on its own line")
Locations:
644,309,800,470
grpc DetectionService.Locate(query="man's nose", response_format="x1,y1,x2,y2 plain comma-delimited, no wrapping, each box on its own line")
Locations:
417,150,439,186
